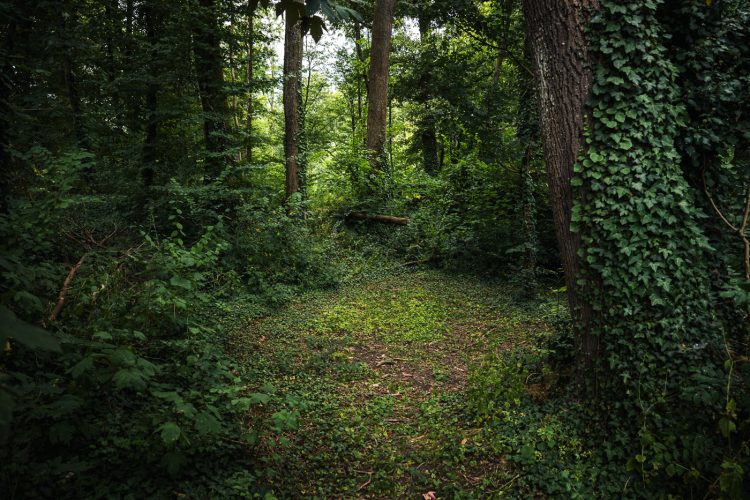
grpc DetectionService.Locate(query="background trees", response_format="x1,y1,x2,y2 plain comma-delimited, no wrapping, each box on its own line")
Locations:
1,0,748,497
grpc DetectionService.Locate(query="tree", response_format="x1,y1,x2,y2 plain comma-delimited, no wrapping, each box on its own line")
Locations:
522,0,595,365
193,0,230,181
283,0,305,198
246,0,256,161
141,0,161,187
58,3,90,153
416,5,439,175
365,0,396,173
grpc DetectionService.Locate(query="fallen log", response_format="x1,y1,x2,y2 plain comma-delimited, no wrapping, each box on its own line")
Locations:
348,212,408,225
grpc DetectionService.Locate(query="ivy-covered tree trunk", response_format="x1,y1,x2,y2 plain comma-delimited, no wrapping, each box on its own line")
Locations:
283,0,304,198
522,0,596,366
193,0,229,181
527,0,726,487
366,0,396,173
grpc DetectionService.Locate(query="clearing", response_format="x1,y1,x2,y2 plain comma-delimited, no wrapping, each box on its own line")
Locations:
229,268,563,498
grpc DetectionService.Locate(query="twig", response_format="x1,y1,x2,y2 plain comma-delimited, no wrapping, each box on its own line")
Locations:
49,253,88,322
703,168,750,281
356,471,373,492
703,168,739,232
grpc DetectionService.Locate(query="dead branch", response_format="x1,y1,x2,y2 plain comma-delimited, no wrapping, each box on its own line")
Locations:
49,253,88,322
702,168,750,281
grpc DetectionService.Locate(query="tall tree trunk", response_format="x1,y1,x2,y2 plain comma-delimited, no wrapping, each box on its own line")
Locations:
417,13,439,175
103,0,118,83
59,6,89,153
492,0,515,85
0,14,16,212
522,0,596,365
228,9,240,133
366,0,396,172
283,0,304,198
246,2,254,162
193,0,229,181
517,35,540,296
141,0,159,187
519,143,538,294
353,22,367,124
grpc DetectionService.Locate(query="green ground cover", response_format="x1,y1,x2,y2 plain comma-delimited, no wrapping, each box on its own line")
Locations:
228,268,581,498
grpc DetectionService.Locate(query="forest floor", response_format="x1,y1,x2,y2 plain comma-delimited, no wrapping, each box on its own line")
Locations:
229,268,566,498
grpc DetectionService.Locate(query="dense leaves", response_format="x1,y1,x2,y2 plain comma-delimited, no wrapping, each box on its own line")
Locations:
0,0,748,497
571,0,749,495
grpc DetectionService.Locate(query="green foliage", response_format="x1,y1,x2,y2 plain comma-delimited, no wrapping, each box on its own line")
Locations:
570,0,749,495
0,148,341,496
467,348,531,417
316,285,448,344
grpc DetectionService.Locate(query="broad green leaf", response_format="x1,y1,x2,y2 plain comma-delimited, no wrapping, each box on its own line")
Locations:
194,410,221,435
68,356,95,378
170,276,192,290
159,421,181,445
113,368,148,391
309,16,325,43
0,306,61,352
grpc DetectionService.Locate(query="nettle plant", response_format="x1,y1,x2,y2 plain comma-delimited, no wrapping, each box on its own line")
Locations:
572,0,746,495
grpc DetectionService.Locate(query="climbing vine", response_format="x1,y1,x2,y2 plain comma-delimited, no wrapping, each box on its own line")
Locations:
573,0,745,494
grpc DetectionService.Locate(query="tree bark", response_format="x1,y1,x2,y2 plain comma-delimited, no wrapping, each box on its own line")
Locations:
417,13,439,175
0,13,16,212
59,6,89,153
353,22,367,124
142,0,159,187
522,0,596,365
246,2,254,162
193,0,230,181
283,0,304,198
492,0,515,86
228,9,240,134
366,0,396,171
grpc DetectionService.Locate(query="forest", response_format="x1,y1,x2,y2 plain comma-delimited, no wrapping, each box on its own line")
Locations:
1,0,749,497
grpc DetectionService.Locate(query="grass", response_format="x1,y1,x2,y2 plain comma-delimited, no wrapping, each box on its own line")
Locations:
227,267,568,498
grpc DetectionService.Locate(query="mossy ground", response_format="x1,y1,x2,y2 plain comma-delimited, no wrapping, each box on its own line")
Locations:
228,268,564,498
